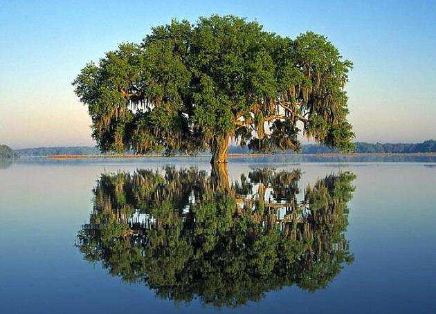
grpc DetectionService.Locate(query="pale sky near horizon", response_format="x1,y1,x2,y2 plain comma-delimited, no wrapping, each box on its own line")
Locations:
1,0,435,149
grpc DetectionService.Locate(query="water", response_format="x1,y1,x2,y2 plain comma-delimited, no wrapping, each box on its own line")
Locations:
1,157,436,313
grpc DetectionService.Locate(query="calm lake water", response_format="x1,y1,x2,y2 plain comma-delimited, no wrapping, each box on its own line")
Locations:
1,156,436,313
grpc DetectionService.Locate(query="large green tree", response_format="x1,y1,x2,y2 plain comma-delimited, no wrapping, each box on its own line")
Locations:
73,15,354,163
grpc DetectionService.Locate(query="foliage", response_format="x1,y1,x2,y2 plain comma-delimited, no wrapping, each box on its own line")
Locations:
77,167,356,307
13,140,436,157
355,140,436,153
15,146,101,156
302,140,436,154
0,145,19,159
73,15,354,162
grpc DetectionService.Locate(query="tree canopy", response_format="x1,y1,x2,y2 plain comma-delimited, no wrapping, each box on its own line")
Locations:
77,167,356,307
0,145,18,159
73,15,354,163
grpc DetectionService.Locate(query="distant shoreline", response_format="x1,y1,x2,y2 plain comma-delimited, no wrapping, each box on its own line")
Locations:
45,152,436,160
14,140,436,157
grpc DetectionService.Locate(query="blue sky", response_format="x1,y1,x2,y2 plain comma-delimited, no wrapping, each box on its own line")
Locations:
1,0,435,148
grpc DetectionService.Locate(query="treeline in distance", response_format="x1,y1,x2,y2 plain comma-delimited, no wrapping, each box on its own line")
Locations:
12,140,436,156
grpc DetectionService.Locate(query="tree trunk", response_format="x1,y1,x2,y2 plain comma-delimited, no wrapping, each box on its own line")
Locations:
211,162,230,192
210,133,230,164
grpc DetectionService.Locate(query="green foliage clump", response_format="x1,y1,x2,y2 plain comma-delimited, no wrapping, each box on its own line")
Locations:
73,15,354,162
355,140,436,153
0,145,19,159
15,146,101,156
303,140,436,154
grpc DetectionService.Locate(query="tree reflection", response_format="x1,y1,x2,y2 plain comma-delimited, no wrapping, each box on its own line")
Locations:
77,166,356,307
0,159,12,169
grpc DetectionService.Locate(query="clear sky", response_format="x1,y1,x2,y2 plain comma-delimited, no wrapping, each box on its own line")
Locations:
1,0,435,149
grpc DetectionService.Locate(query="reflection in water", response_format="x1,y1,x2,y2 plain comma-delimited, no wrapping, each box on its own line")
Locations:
77,166,356,308
0,159,12,169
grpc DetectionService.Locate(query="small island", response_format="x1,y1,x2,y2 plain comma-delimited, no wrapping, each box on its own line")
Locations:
0,145,19,159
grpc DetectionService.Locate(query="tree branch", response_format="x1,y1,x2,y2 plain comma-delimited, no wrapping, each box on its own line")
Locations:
120,89,143,100
264,115,287,122
278,102,309,123
235,100,309,128
235,118,254,127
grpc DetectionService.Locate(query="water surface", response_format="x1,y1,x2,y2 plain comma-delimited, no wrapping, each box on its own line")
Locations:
1,157,435,313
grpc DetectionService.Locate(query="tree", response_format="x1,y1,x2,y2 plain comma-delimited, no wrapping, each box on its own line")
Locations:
73,15,354,164
0,145,19,159
77,167,356,307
